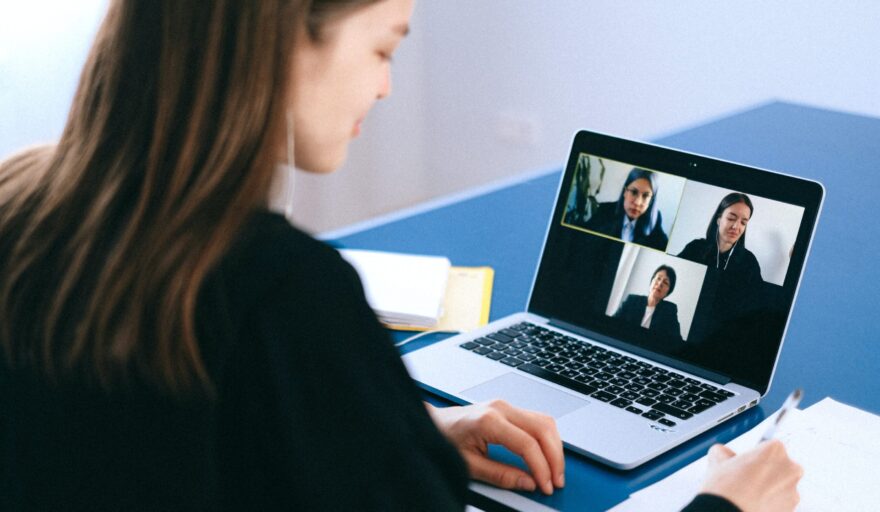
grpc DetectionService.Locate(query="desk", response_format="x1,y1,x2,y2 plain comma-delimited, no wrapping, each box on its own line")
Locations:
328,101,880,511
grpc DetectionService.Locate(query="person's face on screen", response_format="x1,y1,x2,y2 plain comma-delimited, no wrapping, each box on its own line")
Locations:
290,0,413,173
623,178,653,221
716,201,751,248
649,270,671,303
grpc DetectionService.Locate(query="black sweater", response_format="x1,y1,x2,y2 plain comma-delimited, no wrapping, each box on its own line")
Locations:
1,211,736,511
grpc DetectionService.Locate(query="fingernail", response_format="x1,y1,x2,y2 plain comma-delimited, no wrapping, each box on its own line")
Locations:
517,476,535,491
544,480,554,494
557,474,565,488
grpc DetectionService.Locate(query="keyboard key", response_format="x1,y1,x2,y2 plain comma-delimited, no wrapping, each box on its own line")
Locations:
684,377,700,385
610,398,632,408
474,337,495,346
609,377,628,387
487,351,506,361
647,382,667,391
642,410,664,420
653,403,694,420
655,394,675,404
473,346,493,355
605,385,625,395
620,391,640,401
560,369,580,379
500,357,524,367
624,383,644,393
688,402,713,414
500,328,521,338
699,390,728,403
595,372,613,382
518,353,537,362
518,363,597,397
683,385,704,394
658,418,677,427
666,388,684,397
591,390,616,402
642,389,660,397
625,406,644,415
667,379,686,389
636,397,657,407
680,393,699,403
502,348,523,357
546,364,566,373
533,358,552,367
671,400,693,409
459,342,478,350
488,332,514,343
618,371,637,380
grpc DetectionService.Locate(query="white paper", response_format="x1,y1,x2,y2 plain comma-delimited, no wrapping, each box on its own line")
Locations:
339,249,451,327
610,398,880,512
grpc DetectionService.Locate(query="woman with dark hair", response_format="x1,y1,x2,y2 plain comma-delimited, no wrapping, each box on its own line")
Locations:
677,192,766,364
614,265,683,341
678,192,762,283
0,1,801,510
585,168,669,250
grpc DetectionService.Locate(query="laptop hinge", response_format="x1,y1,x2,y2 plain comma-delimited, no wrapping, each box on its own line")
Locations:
548,319,732,385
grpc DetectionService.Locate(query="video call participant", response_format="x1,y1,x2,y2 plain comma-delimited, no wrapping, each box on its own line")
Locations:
677,193,762,283
585,168,669,250
0,1,801,510
677,193,771,375
613,264,683,343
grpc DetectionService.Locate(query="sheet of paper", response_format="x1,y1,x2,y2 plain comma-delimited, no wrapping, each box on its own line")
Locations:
610,398,880,512
339,249,450,327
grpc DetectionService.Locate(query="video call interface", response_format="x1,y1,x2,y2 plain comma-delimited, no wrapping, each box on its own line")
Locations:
530,153,807,389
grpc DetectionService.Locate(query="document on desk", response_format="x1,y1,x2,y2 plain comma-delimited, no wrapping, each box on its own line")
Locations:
609,398,880,511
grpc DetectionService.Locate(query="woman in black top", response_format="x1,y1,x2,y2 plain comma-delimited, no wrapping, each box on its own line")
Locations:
677,193,765,348
614,265,683,343
0,1,802,510
585,168,669,250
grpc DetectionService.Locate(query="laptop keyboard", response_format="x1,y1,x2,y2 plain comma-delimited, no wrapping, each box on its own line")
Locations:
458,322,735,428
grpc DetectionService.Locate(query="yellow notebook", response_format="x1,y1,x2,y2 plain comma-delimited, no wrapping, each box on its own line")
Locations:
385,266,494,332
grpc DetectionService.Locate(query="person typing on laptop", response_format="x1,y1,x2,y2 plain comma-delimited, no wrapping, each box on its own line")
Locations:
0,0,801,510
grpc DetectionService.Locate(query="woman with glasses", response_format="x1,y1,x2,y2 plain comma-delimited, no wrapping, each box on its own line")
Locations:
585,168,669,250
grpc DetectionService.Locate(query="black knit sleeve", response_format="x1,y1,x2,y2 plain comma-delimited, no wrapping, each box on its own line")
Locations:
680,493,741,512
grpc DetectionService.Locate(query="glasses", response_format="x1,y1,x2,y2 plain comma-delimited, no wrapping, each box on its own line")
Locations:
625,186,653,202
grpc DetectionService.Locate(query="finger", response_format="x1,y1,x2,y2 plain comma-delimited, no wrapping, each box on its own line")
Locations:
707,444,735,466
502,407,565,488
464,451,537,492
482,415,554,495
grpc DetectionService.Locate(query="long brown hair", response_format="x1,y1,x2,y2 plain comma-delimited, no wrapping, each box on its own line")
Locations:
0,0,377,396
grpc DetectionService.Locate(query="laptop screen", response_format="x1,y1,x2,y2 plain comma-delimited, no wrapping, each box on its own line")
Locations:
529,131,823,394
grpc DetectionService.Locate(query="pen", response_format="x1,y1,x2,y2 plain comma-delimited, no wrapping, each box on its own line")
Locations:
759,388,803,443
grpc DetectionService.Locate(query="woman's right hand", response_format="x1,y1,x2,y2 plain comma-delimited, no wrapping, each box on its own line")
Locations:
700,440,803,512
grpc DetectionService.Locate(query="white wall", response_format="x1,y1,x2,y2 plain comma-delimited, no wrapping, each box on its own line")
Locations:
3,1,879,233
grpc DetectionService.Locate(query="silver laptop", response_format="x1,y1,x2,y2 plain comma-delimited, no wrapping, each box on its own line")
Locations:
402,130,824,469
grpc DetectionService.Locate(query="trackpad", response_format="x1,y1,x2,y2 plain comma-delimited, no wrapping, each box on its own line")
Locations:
462,372,589,419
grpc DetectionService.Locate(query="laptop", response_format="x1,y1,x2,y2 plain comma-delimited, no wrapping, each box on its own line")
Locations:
402,130,824,469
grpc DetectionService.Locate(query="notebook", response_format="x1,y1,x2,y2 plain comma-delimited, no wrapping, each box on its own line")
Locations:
402,130,824,469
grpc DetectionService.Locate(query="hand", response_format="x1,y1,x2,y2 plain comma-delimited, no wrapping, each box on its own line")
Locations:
426,400,564,495
700,440,803,512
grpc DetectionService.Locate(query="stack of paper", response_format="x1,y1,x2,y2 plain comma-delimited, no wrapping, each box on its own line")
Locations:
339,249,452,329
609,397,880,511
339,248,494,332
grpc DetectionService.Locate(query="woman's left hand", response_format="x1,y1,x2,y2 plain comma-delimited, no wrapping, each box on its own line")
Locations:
426,400,565,495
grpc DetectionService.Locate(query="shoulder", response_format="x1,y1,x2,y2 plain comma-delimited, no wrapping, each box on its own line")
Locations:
658,300,678,314
586,201,619,227
678,238,710,258
219,211,356,296
623,294,646,307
